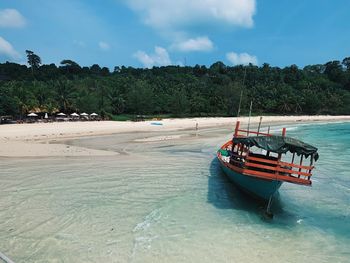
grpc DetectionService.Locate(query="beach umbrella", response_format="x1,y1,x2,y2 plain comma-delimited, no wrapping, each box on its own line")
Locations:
90,113,98,116
70,112,79,117
80,112,88,116
57,112,66,116
27,113,38,117
44,113,48,119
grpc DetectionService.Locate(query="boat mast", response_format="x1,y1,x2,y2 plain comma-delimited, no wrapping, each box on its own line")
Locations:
247,100,253,136
237,67,247,117
257,116,263,134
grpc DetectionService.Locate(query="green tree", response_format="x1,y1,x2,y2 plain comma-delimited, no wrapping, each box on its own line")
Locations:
170,87,189,115
60,60,81,74
54,78,76,112
126,80,154,114
109,87,125,115
1,55,350,118
25,50,41,76
324,61,346,84
0,83,18,115
10,81,37,119
342,57,350,70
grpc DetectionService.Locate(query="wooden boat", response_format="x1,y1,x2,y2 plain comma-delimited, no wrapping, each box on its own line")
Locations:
217,121,319,215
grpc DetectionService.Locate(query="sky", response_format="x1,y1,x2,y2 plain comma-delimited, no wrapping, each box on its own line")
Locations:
0,0,349,69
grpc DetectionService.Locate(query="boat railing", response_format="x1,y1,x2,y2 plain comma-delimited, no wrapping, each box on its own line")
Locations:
236,130,272,137
244,155,313,185
224,149,314,184
218,145,314,185
219,120,316,185
234,121,273,138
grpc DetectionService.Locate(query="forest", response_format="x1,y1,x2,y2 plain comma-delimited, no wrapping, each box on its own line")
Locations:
0,50,349,120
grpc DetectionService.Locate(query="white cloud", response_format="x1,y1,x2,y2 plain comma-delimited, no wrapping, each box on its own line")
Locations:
0,36,21,60
125,0,256,29
133,46,172,68
226,51,258,65
171,36,213,52
0,9,26,28
98,41,110,51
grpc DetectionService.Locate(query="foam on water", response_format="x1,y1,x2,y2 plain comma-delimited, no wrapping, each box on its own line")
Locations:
0,123,349,262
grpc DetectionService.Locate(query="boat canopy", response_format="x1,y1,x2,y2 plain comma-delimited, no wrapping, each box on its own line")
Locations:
232,135,319,161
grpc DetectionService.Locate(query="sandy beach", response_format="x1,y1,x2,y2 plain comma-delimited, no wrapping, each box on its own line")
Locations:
0,115,349,157
1,118,350,262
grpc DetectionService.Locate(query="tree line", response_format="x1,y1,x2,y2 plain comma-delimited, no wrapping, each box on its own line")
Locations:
0,50,349,119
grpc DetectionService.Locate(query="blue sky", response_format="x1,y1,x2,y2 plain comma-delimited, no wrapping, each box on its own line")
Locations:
0,0,349,69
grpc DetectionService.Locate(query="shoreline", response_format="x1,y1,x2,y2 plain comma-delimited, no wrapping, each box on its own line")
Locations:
0,115,349,157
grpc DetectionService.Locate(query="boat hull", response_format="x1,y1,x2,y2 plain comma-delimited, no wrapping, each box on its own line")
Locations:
218,158,283,200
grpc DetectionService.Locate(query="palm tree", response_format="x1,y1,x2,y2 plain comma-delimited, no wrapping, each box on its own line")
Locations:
10,81,37,119
54,78,76,112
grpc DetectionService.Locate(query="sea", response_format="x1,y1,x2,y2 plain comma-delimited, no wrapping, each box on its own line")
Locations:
0,122,349,262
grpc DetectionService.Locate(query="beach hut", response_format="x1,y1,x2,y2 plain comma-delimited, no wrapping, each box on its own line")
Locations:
27,113,38,123
80,112,89,121
70,112,79,121
56,112,66,122
90,112,99,120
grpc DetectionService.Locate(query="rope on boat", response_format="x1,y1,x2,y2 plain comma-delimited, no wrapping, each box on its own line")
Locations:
0,251,15,263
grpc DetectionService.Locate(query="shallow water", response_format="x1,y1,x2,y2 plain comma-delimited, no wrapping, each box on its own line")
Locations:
0,123,349,262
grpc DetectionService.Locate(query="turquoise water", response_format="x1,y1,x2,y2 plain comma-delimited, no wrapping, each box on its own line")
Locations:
0,122,349,262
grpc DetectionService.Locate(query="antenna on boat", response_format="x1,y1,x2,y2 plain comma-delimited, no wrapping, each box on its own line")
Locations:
257,116,263,134
237,90,243,117
247,100,253,136
237,67,247,117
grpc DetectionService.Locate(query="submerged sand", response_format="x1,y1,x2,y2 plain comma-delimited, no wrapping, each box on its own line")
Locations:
0,115,349,157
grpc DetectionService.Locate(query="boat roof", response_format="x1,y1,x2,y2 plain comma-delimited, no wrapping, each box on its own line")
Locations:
232,135,319,161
